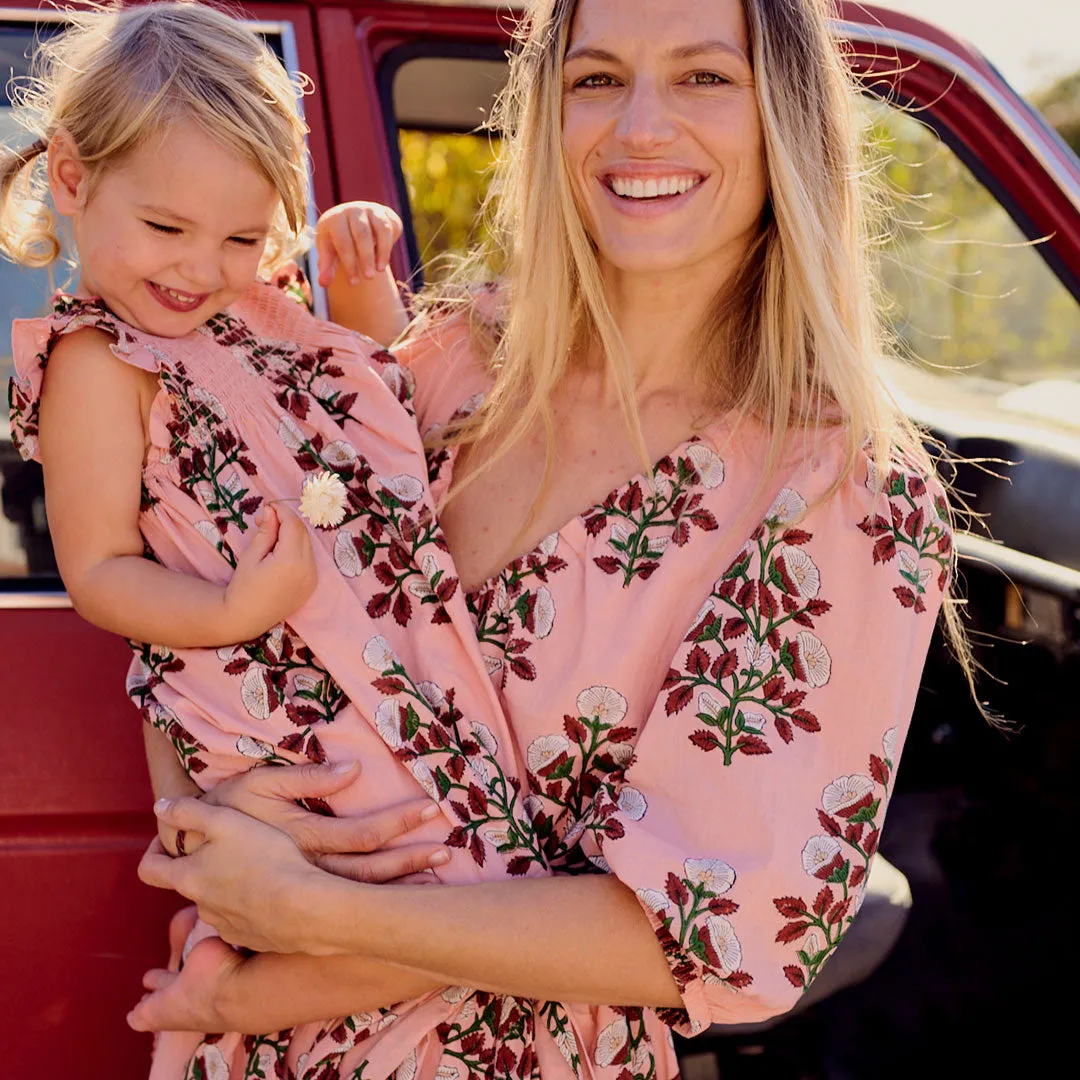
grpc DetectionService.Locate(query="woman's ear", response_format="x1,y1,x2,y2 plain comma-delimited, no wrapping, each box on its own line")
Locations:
47,130,88,216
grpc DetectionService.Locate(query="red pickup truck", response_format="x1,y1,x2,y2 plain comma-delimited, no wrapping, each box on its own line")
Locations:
2,3,1079,1077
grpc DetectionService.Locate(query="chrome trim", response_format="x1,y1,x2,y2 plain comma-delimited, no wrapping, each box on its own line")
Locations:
833,19,1080,216
0,9,328,317
0,591,72,610
955,533,1080,600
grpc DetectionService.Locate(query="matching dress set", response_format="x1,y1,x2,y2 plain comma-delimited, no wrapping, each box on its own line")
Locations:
9,276,951,1080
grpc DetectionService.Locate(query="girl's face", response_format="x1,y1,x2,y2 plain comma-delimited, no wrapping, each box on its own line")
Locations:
561,0,768,284
49,121,280,337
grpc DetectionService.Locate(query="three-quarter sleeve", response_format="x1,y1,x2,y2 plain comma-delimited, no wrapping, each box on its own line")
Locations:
579,450,953,1033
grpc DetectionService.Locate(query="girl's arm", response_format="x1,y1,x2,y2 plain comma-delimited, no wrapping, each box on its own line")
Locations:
315,202,410,345
38,328,316,648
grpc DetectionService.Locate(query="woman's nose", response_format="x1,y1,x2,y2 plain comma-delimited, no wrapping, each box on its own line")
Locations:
615,79,678,151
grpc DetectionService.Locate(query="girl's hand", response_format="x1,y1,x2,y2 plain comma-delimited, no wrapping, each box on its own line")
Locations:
315,201,403,287
222,505,317,641
200,760,447,877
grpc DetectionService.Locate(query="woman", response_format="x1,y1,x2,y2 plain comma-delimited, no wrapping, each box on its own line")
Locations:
135,0,972,1076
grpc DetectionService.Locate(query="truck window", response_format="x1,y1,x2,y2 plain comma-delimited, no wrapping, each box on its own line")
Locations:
862,96,1080,437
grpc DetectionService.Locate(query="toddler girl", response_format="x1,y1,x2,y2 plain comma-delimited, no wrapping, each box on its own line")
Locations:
3,3,544,1077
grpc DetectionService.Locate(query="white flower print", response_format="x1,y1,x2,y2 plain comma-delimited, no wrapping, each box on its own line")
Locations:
189,386,226,420
435,1066,461,1080
322,440,358,469
704,915,743,975
883,726,898,762
739,709,768,733
562,817,586,848
379,362,413,401
766,487,807,523
16,433,36,462
644,534,670,558
216,645,239,662
693,597,715,624
636,888,671,914
418,680,445,709
608,741,635,766
221,470,242,495
821,774,875,815
198,1044,230,1080
527,734,570,773
587,851,612,872
523,794,543,820
483,654,504,679
537,532,560,557
253,1046,279,1078
697,690,724,722
899,548,932,589
408,554,441,598
379,473,424,504
555,1029,580,1067
236,734,275,761
263,625,285,664
334,530,362,577
617,786,648,821
441,985,470,1004
362,635,399,674
411,759,438,800
684,858,736,893
194,481,215,505
803,931,823,961
490,576,510,615
484,826,511,848
194,519,221,547
468,719,499,757
687,443,725,488
393,1049,418,1080
796,630,832,687
609,521,632,552
576,685,628,725
533,585,556,639
126,663,149,696
781,546,821,599
278,415,304,451
865,456,880,493
241,665,272,720
293,673,321,697
801,835,842,877
375,698,405,748
594,1018,630,1067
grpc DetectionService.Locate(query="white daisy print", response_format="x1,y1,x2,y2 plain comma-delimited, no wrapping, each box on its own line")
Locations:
821,774,875,815
575,685,628,725
796,630,832,687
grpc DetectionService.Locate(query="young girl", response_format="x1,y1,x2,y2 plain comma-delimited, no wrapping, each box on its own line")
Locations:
3,3,549,1077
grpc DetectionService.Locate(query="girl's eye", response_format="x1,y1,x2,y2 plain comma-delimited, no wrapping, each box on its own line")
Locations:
687,71,730,86
229,237,261,248
574,72,617,89
145,221,180,235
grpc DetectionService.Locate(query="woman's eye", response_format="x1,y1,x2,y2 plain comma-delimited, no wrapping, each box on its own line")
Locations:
145,221,180,235
687,71,729,86
574,73,617,89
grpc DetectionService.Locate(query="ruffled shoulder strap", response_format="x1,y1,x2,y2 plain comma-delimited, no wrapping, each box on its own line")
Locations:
8,294,162,463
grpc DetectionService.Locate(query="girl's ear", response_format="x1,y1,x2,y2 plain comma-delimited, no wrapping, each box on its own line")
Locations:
47,130,89,216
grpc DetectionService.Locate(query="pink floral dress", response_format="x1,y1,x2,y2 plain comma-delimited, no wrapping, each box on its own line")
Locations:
8,293,952,1080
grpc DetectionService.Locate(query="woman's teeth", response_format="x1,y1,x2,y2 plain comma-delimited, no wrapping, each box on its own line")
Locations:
609,175,701,199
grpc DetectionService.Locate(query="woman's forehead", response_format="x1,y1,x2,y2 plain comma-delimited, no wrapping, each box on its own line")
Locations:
566,0,750,56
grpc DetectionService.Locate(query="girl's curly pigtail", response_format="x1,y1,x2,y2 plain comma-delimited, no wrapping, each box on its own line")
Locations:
0,137,61,268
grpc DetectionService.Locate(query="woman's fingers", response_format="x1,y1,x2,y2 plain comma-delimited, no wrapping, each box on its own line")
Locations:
346,209,377,279
314,226,338,287
290,797,443,855
370,207,400,272
316,842,450,883
220,760,360,807
142,967,176,992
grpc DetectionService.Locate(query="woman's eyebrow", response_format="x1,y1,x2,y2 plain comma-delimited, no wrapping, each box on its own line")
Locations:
564,40,749,65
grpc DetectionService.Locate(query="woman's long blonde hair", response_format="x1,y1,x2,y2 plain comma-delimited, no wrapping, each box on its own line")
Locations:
418,0,987,713
0,1,309,271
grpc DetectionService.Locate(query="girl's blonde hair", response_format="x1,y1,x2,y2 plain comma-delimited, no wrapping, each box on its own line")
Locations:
0,1,309,270
420,0,987,714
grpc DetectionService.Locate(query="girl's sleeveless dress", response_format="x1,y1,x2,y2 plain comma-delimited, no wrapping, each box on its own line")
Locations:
8,280,551,1078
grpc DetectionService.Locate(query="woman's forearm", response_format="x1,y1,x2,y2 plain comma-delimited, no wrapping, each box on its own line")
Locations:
297,873,682,1009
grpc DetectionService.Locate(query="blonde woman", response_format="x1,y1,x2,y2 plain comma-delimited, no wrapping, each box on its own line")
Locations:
136,0,972,1077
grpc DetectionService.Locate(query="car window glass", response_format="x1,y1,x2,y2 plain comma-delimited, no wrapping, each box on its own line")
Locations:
862,97,1080,436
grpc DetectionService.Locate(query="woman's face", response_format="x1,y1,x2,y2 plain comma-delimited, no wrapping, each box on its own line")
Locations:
562,0,767,283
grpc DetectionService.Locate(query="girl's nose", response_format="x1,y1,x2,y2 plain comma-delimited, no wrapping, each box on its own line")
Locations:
177,248,223,292
615,79,678,151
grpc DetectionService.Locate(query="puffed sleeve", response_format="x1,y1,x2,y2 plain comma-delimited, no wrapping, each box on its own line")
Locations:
579,447,954,1034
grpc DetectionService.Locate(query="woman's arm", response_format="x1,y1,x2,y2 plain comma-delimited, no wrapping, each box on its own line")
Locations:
143,797,683,1010
39,328,315,648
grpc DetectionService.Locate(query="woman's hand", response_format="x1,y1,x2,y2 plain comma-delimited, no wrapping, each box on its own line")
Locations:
197,759,447,878
141,797,340,953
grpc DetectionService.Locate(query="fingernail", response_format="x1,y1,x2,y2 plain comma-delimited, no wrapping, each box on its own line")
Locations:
420,803,441,822
428,848,450,867
331,761,353,775
153,798,172,815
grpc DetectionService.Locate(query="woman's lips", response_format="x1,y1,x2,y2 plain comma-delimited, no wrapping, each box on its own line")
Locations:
146,280,209,313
